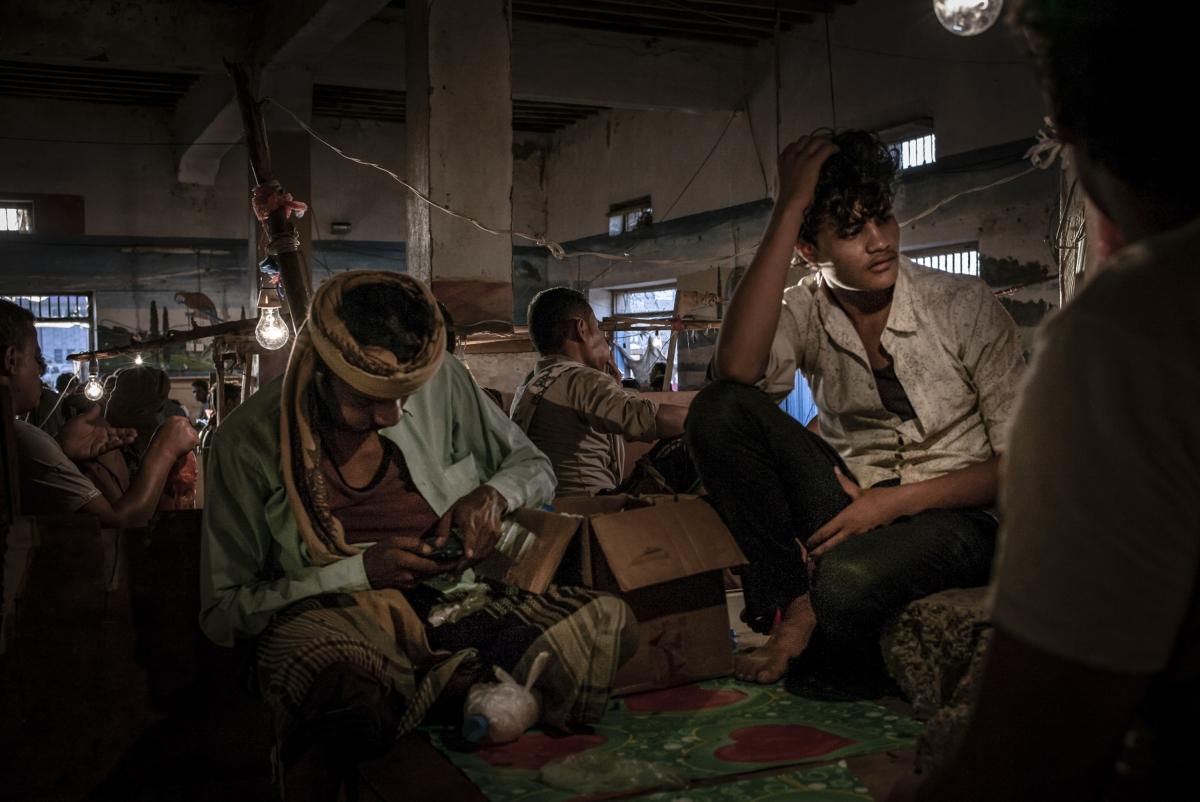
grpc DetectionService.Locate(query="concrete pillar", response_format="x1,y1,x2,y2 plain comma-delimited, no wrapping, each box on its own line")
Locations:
406,0,514,328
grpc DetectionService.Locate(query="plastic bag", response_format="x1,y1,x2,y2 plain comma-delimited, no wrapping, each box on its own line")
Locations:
540,751,685,794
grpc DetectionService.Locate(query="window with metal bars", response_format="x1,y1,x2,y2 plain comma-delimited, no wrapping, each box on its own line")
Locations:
609,285,676,388
905,245,981,277
891,133,937,170
607,196,653,236
1,202,34,233
1,294,91,321
1,294,93,384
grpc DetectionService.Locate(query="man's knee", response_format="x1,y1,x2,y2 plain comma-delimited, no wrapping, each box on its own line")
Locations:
686,380,768,446
810,555,883,642
282,661,402,765
588,593,639,666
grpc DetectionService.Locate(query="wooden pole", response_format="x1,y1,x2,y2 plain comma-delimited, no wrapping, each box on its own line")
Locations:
663,293,681,393
67,318,259,362
226,61,312,329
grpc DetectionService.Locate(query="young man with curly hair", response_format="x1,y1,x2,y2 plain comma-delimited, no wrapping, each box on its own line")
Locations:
687,130,1023,685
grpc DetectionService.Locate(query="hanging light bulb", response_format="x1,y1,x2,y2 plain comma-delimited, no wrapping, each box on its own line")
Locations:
134,352,144,366
933,0,1003,37
255,287,290,351
83,359,104,401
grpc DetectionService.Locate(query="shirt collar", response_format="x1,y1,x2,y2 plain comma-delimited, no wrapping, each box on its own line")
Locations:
885,257,919,334
537,353,584,370
812,256,919,352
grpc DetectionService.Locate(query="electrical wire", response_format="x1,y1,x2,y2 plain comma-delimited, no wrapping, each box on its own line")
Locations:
36,373,78,430
0,134,245,146
269,97,1063,278
658,110,739,223
824,14,837,129
742,97,771,198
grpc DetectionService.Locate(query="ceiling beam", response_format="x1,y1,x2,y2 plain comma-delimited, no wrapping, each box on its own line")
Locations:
511,21,748,112
174,0,392,186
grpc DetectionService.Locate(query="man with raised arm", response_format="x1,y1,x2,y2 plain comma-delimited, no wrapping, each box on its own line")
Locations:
687,131,1023,685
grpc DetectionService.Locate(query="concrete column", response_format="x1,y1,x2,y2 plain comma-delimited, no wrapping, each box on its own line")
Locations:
406,0,514,328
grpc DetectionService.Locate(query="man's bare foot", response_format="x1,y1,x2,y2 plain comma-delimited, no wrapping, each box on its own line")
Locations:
734,594,818,684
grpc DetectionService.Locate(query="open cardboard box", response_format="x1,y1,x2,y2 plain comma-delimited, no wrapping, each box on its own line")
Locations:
481,494,745,695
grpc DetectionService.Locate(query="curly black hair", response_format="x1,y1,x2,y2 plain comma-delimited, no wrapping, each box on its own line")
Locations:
798,129,898,248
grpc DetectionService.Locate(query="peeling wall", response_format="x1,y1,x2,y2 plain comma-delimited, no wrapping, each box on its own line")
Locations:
543,0,1047,245
459,351,538,400
545,109,766,244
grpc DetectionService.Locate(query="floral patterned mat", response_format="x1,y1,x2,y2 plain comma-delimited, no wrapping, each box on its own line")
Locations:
632,762,872,801
428,678,918,801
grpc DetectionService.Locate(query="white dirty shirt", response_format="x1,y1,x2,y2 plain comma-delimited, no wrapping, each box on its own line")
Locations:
989,214,1200,675
759,257,1024,488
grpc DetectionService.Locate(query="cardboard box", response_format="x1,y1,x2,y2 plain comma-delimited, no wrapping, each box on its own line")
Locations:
482,494,745,695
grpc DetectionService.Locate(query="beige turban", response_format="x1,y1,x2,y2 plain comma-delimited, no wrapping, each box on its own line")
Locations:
280,270,445,565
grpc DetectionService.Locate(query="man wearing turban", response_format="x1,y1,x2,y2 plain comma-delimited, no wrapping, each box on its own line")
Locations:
199,271,636,799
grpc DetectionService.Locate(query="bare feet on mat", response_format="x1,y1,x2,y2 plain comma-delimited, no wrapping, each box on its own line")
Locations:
734,593,818,684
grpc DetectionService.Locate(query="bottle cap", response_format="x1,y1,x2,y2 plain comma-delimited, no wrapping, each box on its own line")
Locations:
462,714,490,744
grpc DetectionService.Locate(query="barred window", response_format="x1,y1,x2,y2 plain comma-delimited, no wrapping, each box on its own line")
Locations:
1,202,33,233
906,245,980,276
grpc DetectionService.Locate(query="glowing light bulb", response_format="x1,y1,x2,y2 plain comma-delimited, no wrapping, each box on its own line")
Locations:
933,0,1003,36
83,375,105,401
255,307,290,350
134,353,144,365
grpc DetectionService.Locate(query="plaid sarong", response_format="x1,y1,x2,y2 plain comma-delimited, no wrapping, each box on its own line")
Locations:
254,584,635,748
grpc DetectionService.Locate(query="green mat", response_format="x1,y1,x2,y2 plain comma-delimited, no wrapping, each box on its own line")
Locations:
633,763,872,801
429,678,918,801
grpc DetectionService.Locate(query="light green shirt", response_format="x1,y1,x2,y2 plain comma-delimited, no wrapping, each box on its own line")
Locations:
199,355,556,647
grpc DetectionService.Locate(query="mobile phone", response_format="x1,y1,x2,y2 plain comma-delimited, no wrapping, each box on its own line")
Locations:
425,527,465,562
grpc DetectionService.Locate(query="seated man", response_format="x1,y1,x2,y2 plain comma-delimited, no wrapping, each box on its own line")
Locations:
898,3,1200,799
687,130,1023,684
199,272,635,799
512,287,688,496
106,365,190,463
1,299,198,526
191,378,210,426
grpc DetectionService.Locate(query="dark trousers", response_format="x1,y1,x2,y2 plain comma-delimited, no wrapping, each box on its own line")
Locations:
687,381,996,650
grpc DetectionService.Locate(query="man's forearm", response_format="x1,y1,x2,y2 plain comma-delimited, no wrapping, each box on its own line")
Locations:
652,403,688,438
714,206,804,383
888,456,999,518
106,447,177,527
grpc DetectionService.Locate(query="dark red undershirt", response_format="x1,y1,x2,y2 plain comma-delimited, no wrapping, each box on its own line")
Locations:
320,436,441,544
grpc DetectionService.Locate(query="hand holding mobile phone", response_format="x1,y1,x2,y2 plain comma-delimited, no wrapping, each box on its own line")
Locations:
425,526,466,562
